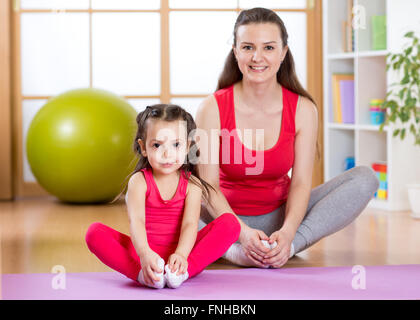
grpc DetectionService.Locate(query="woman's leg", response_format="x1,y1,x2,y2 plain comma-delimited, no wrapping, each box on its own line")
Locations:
188,213,241,277
199,196,287,267
291,165,379,254
85,222,141,281
201,165,379,265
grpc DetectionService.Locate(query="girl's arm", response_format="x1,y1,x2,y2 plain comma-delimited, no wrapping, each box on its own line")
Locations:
174,177,203,259
125,172,163,284
125,172,150,256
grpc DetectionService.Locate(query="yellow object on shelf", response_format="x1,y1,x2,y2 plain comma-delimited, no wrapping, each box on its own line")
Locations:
378,190,387,199
332,73,354,123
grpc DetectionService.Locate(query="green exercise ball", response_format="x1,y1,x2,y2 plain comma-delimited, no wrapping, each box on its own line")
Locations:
26,88,137,204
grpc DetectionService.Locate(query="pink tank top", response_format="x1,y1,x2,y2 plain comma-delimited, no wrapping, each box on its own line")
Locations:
140,167,191,247
214,84,298,216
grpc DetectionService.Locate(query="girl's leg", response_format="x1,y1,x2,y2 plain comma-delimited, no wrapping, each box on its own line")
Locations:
200,204,284,239
291,165,379,254
187,213,241,278
85,222,141,281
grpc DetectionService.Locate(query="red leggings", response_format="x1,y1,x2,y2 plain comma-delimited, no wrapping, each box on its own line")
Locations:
85,213,240,281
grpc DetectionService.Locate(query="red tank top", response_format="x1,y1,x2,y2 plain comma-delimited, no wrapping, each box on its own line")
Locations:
140,168,191,247
215,84,298,216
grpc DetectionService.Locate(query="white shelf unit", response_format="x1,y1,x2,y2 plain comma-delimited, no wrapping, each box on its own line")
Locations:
323,0,420,211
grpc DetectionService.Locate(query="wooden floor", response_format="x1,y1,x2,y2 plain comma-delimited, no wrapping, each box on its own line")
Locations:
1,195,420,274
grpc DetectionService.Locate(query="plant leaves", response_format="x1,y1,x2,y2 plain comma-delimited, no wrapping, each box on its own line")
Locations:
400,128,406,140
384,31,420,146
399,87,407,100
379,123,385,132
401,73,410,85
389,113,397,122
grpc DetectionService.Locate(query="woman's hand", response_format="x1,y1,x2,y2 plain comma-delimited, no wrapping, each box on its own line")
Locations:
239,225,271,267
168,252,188,276
262,229,295,268
139,249,164,286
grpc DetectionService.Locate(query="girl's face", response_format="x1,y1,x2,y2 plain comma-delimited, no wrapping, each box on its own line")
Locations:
233,23,288,84
138,119,190,175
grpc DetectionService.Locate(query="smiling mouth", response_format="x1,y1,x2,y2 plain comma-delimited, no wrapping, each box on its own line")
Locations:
249,66,268,72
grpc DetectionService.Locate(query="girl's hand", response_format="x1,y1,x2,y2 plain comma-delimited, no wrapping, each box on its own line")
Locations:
262,229,294,268
139,249,164,286
168,253,188,275
239,225,271,267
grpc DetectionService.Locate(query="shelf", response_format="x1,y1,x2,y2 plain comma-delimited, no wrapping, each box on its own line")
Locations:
327,50,388,60
357,130,387,164
328,123,355,130
356,55,387,124
357,124,389,131
327,123,389,132
357,50,389,58
327,128,355,179
324,0,420,211
327,52,356,60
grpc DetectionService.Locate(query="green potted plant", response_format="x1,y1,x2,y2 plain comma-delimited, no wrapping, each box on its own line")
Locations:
380,31,420,218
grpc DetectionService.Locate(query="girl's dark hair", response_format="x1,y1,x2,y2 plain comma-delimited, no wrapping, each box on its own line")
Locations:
217,7,315,104
110,104,215,205
216,7,320,159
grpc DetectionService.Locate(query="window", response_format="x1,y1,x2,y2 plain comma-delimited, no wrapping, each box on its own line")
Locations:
14,0,311,191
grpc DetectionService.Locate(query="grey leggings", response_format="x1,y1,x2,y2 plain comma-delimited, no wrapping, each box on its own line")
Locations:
200,165,379,255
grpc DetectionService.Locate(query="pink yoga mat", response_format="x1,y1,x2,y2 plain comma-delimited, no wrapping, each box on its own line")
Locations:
2,264,420,300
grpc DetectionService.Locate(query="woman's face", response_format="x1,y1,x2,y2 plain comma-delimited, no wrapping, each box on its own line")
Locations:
233,23,288,84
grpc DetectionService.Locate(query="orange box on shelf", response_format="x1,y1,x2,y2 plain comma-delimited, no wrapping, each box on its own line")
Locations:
372,162,387,173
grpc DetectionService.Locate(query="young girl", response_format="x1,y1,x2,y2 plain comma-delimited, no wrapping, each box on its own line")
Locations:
85,104,241,289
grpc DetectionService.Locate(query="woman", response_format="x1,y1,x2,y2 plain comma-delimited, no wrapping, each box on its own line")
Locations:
195,8,379,268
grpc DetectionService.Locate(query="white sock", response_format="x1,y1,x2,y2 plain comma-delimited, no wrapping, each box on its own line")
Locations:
223,242,270,268
263,240,295,258
223,243,254,267
261,240,278,250
164,264,189,289
137,258,165,289
289,243,295,258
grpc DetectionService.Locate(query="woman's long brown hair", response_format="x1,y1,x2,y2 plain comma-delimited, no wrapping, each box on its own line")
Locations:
217,7,315,103
216,7,320,158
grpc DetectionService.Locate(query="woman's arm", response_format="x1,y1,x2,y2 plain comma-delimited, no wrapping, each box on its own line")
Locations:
281,97,319,237
263,96,318,267
195,95,246,230
195,95,270,263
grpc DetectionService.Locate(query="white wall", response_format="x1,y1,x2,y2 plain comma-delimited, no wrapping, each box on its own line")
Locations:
387,0,420,50
387,0,420,209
